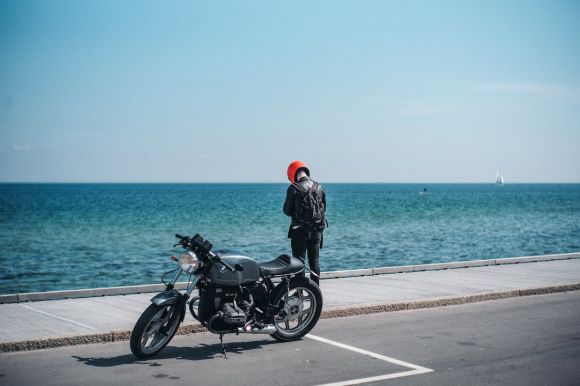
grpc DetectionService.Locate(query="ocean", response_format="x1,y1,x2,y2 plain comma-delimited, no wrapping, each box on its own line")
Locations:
1,183,579,295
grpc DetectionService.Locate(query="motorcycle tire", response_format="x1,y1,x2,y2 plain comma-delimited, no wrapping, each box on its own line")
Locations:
270,277,323,342
130,303,181,359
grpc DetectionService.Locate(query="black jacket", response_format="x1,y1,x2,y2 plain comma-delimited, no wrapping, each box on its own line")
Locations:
283,176,326,235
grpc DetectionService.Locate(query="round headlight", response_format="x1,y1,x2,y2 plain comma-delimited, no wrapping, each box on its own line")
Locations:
178,252,199,274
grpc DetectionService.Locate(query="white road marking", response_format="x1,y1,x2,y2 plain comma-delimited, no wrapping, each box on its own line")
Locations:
306,334,433,386
19,304,96,330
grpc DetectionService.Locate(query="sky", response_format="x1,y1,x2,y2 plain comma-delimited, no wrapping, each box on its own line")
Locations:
1,0,579,183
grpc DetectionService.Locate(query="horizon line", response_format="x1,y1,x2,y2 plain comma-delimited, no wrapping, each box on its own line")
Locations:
1,181,579,185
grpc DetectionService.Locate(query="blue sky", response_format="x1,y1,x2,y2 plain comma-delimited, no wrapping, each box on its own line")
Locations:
1,0,579,183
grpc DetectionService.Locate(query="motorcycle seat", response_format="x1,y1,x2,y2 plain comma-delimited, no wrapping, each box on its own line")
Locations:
258,254,304,277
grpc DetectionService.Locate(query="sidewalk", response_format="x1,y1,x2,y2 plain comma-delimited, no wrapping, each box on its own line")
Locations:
1,256,579,352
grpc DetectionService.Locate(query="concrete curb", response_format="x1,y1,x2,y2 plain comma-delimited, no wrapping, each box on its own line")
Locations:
320,252,580,279
1,252,579,303
2,282,579,353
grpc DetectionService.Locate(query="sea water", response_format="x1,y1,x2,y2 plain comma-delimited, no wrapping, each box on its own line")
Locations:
0,183,579,294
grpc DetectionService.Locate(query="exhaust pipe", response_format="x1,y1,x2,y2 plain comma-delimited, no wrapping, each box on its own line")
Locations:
238,324,277,334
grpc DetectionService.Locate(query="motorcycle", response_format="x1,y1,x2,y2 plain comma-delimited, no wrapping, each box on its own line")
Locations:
130,233,323,359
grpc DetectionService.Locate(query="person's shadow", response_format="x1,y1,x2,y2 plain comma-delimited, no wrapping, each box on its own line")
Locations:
72,339,282,368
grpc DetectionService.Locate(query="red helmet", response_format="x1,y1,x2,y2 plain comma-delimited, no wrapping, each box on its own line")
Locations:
287,160,310,183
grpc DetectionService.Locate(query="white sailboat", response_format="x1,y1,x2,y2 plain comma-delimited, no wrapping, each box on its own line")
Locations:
496,169,504,185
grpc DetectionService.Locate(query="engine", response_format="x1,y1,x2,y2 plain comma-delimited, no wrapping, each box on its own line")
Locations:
197,284,267,333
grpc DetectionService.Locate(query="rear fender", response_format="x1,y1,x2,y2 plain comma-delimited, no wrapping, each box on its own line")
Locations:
271,277,318,306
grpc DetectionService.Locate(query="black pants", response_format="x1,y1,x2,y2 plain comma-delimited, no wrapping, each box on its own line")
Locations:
291,230,322,285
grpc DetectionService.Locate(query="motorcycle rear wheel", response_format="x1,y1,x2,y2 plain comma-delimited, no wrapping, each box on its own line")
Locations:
130,303,181,359
270,277,323,342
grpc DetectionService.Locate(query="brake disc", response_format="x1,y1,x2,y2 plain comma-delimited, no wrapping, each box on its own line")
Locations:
283,294,303,321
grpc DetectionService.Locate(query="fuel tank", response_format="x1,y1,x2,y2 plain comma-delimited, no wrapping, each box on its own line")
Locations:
207,249,260,286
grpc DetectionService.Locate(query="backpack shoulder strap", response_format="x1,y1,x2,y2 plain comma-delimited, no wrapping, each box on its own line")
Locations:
291,182,307,193
311,181,319,193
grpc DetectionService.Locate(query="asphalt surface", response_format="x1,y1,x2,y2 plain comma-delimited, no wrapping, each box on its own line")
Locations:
1,291,579,386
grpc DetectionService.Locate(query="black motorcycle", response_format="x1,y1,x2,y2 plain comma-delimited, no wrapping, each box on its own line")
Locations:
130,233,323,359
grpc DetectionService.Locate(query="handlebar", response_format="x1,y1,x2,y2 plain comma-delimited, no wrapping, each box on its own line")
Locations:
174,234,190,248
175,233,235,272
209,251,236,272
175,233,211,252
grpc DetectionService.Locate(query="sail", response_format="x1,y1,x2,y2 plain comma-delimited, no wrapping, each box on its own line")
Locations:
496,170,504,185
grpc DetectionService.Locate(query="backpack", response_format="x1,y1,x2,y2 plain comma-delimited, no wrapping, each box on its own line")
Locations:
292,181,326,230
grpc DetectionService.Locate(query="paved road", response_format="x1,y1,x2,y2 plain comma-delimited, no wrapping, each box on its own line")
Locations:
1,291,579,386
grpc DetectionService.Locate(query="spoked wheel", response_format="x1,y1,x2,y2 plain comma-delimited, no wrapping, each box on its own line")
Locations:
271,277,323,342
130,303,181,359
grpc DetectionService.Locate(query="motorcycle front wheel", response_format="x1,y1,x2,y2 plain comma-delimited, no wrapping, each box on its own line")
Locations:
130,303,181,359
270,277,323,342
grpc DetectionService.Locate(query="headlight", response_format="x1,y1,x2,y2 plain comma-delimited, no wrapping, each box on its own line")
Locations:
178,252,199,274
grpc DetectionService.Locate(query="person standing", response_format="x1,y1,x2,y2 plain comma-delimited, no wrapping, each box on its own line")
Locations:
283,160,326,285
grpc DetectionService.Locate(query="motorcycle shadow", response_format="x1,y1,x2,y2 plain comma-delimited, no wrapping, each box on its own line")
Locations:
72,338,283,367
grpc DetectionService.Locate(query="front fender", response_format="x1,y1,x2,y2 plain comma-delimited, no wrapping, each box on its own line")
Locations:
151,289,182,307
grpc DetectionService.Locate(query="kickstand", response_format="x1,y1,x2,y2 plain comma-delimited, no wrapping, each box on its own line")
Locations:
219,334,227,359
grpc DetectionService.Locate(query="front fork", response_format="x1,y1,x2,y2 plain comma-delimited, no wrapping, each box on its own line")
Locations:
151,270,200,325
162,269,199,295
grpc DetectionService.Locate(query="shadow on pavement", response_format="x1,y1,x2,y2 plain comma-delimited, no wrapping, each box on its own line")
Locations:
72,338,282,367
